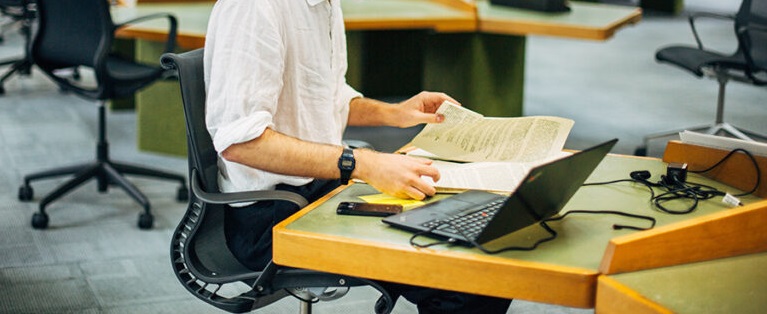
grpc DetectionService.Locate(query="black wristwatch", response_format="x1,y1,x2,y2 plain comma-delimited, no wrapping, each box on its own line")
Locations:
337,148,355,184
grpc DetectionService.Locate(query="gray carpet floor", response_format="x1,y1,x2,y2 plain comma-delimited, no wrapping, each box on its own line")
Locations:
1,1,764,313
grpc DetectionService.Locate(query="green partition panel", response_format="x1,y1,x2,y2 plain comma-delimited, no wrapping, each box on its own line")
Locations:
423,33,525,118
345,30,425,99
110,39,137,111
135,40,187,157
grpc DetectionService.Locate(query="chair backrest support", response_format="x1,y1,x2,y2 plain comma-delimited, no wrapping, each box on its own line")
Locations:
736,0,767,83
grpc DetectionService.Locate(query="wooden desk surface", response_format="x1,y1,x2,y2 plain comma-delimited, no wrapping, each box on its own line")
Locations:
113,0,477,49
598,252,767,313
273,154,761,308
342,0,476,32
477,0,642,40
112,3,211,49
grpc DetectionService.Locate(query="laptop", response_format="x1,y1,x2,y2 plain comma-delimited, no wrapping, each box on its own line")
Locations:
382,139,618,245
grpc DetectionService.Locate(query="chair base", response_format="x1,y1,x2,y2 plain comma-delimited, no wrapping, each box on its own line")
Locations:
0,57,32,95
634,122,767,156
0,11,34,95
18,158,188,230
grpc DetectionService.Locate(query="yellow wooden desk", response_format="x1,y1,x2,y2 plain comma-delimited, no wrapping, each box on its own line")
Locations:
273,154,762,308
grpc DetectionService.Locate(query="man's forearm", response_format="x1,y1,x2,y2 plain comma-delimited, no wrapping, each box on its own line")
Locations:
221,128,344,180
347,97,398,127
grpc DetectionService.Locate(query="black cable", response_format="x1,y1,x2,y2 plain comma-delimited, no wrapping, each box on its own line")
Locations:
544,210,656,231
585,147,760,214
409,210,654,254
583,178,657,199
687,148,761,196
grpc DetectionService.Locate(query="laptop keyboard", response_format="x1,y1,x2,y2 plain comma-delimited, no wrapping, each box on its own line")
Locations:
420,199,505,240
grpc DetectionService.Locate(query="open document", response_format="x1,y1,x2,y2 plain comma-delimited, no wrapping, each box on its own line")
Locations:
409,101,574,193
411,102,573,162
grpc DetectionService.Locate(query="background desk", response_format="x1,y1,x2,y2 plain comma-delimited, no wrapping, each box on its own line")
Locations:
273,154,761,308
595,200,767,313
112,1,640,156
422,0,641,120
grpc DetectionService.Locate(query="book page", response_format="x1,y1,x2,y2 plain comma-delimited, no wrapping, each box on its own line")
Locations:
411,101,574,162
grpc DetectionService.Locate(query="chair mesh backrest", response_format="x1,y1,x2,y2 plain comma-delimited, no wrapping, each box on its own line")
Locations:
161,49,254,279
32,0,112,70
738,0,767,71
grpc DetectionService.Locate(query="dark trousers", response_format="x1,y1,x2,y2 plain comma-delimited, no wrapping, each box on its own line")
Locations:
224,179,511,314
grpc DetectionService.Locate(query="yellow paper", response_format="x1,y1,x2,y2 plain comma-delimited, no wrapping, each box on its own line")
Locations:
357,194,425,210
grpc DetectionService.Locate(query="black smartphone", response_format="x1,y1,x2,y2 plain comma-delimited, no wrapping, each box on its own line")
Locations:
336,202,403,217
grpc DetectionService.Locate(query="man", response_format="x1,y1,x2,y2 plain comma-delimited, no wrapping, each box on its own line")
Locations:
204,0,511,312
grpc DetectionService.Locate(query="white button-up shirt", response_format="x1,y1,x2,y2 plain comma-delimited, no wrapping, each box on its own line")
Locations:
204,0,361,193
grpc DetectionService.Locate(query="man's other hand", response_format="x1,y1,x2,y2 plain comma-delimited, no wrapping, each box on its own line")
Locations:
393,91,460,128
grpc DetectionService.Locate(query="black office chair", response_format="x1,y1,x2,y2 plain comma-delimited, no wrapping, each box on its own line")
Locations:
160,49,394,314
635,0,767,156
17,0,188,230
0,0,35,94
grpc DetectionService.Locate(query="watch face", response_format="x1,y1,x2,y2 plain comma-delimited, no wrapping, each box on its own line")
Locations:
338,149,355,184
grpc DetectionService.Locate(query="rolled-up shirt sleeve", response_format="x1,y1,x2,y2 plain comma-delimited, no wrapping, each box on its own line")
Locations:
205,1,283,154
339,82,362,115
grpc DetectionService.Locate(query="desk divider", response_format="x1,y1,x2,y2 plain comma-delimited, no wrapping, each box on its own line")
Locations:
595,276,673,314
431,0,478,12
663,140,767,198
599,199,767,275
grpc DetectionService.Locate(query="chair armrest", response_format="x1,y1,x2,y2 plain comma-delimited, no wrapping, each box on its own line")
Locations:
687,12,735,50
190,170,309,208
113,13,177,54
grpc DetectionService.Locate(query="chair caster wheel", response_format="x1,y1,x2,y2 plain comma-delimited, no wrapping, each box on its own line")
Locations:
31,212,49,229
176,186,189,202
138,213,154,230
19,185,34,201
634,146,647,157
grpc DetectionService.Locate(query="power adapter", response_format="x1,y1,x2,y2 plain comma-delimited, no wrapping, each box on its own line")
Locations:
664,162,688,185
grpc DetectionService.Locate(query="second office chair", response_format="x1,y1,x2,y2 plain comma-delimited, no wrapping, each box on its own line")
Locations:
17,0,187,229
635,0,767,156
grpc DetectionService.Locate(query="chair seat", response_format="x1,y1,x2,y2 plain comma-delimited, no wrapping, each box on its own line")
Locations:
106,56,165,98
107,55,163,81
656,45,747,77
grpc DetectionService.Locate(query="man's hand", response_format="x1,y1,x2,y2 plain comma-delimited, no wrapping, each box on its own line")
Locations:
391,91,459,128
353,149,439,200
